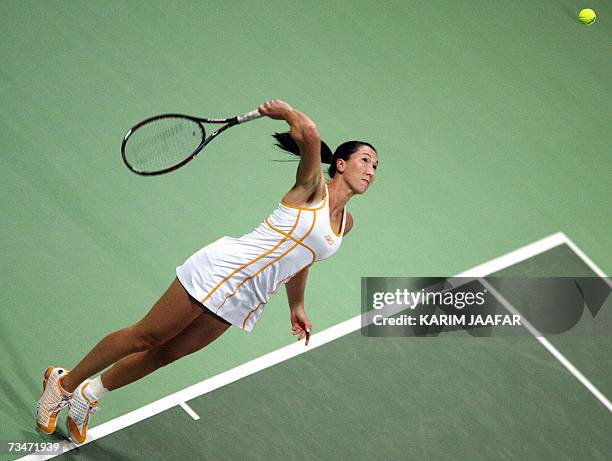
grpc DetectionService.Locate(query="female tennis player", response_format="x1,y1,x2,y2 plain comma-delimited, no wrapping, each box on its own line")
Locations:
36,99,378,444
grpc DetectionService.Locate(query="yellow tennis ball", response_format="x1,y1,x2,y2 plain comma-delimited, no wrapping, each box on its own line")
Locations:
578,8,597,26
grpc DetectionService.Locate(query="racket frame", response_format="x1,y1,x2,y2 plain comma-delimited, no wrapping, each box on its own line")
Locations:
121,109,260,176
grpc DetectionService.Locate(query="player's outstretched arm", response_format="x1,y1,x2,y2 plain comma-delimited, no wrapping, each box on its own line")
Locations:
285,266,312,346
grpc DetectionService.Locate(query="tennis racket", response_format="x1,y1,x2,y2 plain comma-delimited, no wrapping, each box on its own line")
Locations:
121,109,262,175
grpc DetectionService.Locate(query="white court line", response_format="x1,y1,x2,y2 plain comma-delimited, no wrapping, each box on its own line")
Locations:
20,231,606,460
480,279,612,412
456,232,566,278
361,233,568,324
179,402,200,421
561,232,612,288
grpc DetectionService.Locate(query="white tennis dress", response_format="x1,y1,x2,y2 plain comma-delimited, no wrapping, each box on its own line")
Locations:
176,184,346,331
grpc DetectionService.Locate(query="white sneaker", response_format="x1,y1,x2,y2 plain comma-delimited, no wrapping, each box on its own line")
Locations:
36,367,72,434
67,380,99,444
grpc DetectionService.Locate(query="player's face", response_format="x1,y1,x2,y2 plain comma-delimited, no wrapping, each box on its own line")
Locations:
343,146,378,194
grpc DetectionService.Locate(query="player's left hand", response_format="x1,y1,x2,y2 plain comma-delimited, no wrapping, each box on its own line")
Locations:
290,307,312,346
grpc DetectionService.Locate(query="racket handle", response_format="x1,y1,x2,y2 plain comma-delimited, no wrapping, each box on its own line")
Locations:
237,109,262,124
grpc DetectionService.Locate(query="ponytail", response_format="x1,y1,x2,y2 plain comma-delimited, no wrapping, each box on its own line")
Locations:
272,132,376,178
273,132,333,164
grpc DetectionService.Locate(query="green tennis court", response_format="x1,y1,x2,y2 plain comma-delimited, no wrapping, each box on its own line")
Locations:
1,1,610,459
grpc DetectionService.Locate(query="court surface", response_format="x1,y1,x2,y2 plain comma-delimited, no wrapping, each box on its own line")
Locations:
2,0,610,460
13,233,612,460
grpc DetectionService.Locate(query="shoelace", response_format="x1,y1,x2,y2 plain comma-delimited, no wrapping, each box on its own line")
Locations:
52,394,71,412
40,393,71,414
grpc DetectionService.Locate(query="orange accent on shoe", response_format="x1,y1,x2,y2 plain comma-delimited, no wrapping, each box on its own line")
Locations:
67,416,87,444
67,381,98,444
36,367,71,434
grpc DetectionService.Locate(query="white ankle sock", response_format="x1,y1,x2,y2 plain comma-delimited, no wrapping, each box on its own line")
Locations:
85,376,109,401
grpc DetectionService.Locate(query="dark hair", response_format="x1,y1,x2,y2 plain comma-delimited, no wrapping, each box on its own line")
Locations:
272,132,376,178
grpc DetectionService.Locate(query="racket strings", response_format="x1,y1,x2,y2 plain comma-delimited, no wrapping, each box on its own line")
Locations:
123,117,205,173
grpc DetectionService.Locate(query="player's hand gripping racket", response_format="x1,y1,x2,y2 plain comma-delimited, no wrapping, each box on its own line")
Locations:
121,109,262,175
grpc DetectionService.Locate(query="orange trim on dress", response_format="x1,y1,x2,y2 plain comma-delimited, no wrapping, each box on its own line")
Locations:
200,210,302,305
216,209,318,315
331,207,346,238
242,300,265,329
264,218,317,262
280,186,328,211
242,262,314,329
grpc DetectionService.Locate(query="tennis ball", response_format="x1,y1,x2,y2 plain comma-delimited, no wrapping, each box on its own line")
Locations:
578,8,597,26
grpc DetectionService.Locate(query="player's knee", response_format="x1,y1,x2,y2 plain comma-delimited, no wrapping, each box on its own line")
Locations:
151,347,181,368
127,326,165,352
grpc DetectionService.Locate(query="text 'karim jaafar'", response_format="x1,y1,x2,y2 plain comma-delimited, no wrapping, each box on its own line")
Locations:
369,288,521,327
